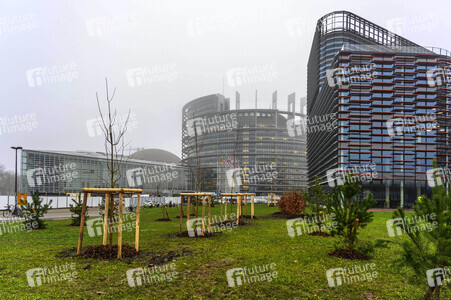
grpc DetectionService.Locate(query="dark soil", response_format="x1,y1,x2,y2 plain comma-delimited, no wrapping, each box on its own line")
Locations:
147,249,192,267
211,220,238,227
155,218,171,221
270,212,306,219
81,244,139,259
328,249,370,260
177,214,196,219
55,247,77,258
309,231,330,237
176,231,223,238
241,215,257,219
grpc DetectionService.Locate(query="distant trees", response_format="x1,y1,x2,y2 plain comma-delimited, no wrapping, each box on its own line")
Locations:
0,164,15,195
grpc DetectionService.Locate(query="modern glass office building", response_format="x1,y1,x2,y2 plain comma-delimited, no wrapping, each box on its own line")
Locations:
20,148,189,195
307,11,450,208
182,94,307,195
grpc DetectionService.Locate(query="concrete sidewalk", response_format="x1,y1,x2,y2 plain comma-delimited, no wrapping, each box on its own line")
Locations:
0,207,102,221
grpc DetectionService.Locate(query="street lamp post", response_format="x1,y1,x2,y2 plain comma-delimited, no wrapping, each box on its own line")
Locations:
11,146,23,209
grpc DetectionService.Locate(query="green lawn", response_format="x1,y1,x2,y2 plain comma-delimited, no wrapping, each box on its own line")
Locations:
0,204,447,299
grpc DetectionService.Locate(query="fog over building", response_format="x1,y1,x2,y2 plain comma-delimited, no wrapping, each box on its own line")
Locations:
182,93,307,195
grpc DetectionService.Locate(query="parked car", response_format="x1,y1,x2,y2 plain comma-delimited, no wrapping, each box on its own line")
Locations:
142,199,154,208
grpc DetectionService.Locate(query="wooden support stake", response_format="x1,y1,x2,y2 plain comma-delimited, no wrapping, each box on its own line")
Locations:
201,196,206,236
165,206,169,219
135,193,141,252
77,192,88,255
102,193,110,245
251,195,255,219
230,196,233,222
224,196,227,221
208,195,211,233
179,196,183,235
244,195,248,216
117,192,124,259
236,196,240,225
187,196,191,224
220,196,223,222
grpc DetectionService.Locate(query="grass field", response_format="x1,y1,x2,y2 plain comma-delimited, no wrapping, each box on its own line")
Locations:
0,204,448,299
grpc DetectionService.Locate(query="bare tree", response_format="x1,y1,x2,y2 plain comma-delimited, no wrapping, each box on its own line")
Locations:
185,113,207,217
96,78,131,248
0,164,15,195
229,127,240,193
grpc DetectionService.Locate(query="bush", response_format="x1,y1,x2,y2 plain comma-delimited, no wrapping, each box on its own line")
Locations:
278,191,308,216
69,194,88,226
22,191,52,230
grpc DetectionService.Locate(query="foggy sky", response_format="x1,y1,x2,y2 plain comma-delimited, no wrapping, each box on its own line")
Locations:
1,0,450,171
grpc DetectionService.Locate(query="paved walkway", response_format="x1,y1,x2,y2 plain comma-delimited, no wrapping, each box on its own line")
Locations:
1,206,412,222
0,207,102,221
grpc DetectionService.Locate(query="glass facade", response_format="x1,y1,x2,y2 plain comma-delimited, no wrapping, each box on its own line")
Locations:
307,11,451,208
182,95,307,195
20,149,189,195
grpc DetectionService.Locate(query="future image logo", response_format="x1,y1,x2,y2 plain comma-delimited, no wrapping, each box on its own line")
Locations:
86,113,138,138
326,263,378,287
26,263,78,287
186,113,237,137
426,167,451,187
26,164,78,188
386,113,436,137
186,218,203,237
186,15,238,37
126,263,178,287
426,267,450,287
326,165,376,188
326,64,375,87
126,64,178,87
226,63,277,87
386,214,438,237
86,14,137,37
125,164,178,188
427,67,450,87
26,63,78,87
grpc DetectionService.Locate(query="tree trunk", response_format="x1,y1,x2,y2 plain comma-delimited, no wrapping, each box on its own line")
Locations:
195,196,199,218
108,197,113,249
424,285,435,299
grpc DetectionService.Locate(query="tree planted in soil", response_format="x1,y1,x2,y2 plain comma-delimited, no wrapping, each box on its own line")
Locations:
22,191,52,229
304,176,329,233
324,174,376,253
95,78,131,249
376,161,450,299
69,194,88,226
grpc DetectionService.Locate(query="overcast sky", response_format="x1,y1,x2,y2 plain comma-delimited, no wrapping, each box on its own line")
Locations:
0,0,450,171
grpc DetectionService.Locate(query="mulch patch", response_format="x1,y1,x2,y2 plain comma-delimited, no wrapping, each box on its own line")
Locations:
309,231,331,237
241,215,257,219
328,249,370,260
270,212,306,219
81,244,138,259
177,214,196,219
155,218,171,221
